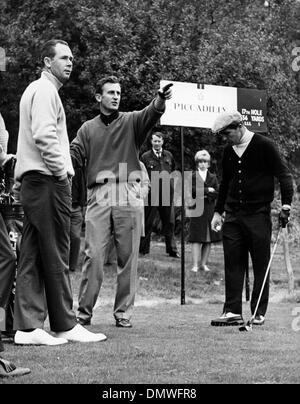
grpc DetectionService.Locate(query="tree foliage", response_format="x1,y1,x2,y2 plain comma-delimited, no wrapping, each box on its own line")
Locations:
0,0,299,173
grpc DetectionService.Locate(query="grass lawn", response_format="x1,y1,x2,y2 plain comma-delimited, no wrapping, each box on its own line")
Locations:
1,240,299,384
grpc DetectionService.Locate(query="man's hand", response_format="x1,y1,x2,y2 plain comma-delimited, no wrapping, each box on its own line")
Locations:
55,173,68,181
158,83,173,100
211,212,222,232
208,187,216,193
155,83,173,111
279,206,290,228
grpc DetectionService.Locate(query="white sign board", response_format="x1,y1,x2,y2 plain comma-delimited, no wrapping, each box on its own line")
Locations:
160,80,237,128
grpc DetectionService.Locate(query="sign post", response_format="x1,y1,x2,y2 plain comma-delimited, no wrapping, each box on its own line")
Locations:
180,126,185,305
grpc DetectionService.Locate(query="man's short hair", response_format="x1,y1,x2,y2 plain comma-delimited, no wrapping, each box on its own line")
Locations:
41,39,69,65
95,76,120,94
151,131,164,140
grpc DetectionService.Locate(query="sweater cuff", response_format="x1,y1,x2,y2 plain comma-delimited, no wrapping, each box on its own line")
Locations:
52,169,67,178
153,98,166,113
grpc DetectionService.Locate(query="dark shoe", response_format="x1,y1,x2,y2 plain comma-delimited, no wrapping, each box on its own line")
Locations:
139,251,149,256
139,253,149,257
0,358,31,378
116,318,132,328
211,312,244,327
253,315,265,325
77,317,91,326
169,252,180,258
1,330,16,342
199,265,210,272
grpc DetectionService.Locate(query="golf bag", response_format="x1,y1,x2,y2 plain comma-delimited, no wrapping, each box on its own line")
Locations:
0,158,23,331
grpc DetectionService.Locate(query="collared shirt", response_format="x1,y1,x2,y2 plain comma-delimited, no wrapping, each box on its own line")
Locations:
152,148,162,158
233,129,254,157
198,168,208,182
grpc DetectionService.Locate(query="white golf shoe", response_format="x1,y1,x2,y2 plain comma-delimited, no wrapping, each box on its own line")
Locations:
55,324,107,342
14,329,68,346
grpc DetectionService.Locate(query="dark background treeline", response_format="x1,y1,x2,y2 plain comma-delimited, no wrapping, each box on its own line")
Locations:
0,0,299,176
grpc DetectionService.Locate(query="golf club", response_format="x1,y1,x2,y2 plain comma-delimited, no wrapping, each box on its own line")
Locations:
239,226,282,332
244,252,250,302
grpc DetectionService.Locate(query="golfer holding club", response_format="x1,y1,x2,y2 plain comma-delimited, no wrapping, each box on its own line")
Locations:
210,111,293,327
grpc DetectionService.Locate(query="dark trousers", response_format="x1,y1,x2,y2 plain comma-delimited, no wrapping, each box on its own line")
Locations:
13,173,77,332
0,212,15,325
222,210,272,316
70,205,84,271
139,203,177,254
0,332,3,352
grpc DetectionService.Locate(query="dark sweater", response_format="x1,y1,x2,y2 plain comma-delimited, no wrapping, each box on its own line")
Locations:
215,134,293,214
71,100,164,188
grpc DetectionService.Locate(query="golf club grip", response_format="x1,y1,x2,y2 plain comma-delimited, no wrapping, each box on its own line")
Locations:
251,227,282,321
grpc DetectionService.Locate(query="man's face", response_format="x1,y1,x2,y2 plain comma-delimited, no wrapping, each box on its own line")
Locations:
96,83,121,114
219,126,243,145
151,134,164,150
46,43,73,84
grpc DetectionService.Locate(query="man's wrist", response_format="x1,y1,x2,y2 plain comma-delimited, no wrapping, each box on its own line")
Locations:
154,96,166,111
55,173,68,181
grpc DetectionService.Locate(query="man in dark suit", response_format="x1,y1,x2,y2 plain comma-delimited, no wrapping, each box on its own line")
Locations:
139,131,179,258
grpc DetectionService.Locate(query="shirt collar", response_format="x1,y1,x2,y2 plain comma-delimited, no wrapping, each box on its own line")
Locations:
153,148,163,156
237,129,254,146
100,110,119,126
198,168,208,181
41,71,63,91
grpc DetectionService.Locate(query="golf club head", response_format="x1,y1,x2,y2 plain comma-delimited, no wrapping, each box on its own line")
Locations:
239,321,253,332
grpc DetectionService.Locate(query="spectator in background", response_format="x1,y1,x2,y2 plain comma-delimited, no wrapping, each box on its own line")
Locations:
70,165,87,272
187,150,221,273
139,131,179,258
0,113,30,378
0,112,16,333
